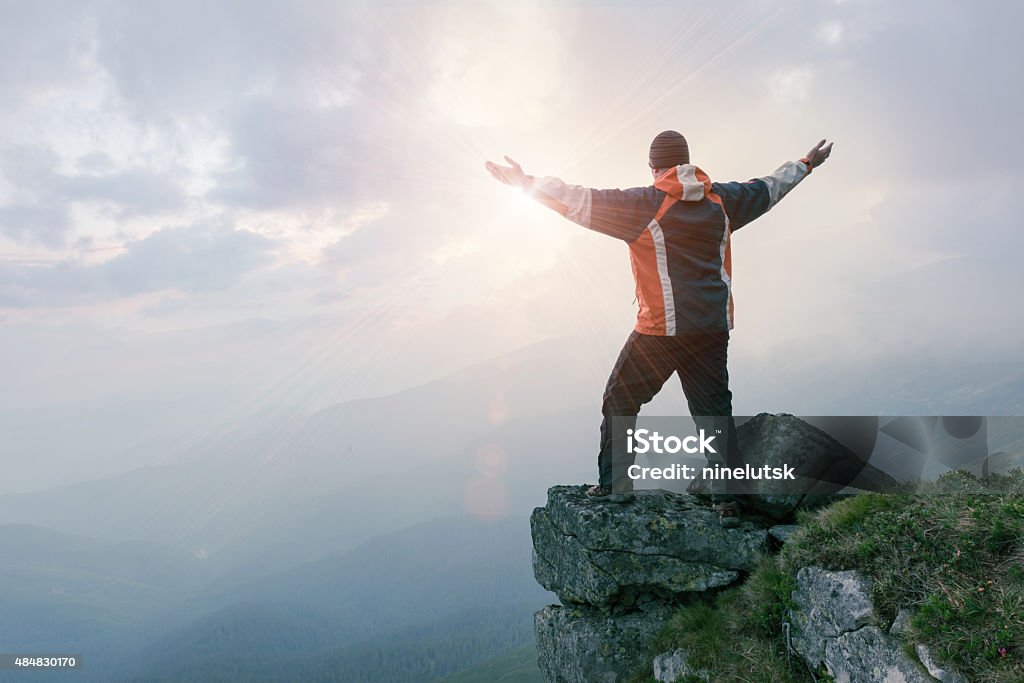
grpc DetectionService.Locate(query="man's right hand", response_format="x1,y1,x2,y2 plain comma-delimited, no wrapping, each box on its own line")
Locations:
803,139,834,169
485,156,530,190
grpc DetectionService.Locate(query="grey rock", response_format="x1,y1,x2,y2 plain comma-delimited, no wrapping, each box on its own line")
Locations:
790,566,877,667
735,414,901,521
969,451,1023,477
768,524,800,544
791,567,954,683
889,607,914,637
987,450,1024,474
535,603,670,683
652,648,708,682
915,644,968,683
825,625,935,683
531,486,766,608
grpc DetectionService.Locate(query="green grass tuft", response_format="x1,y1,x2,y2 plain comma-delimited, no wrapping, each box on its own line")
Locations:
650,553,815,683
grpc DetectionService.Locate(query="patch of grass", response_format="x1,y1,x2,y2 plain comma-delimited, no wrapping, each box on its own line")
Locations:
650,469,1024,683
648,555,816,683
781,469,1024,682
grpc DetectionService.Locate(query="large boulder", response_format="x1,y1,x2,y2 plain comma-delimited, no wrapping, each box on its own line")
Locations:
535,603,670,683
736,414,901,521
531,485,767,608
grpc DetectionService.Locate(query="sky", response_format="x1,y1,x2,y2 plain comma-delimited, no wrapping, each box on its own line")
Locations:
2,0,1023,493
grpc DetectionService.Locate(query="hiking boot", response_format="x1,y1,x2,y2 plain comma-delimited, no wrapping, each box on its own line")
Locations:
586,483,635,504
716,500,742,528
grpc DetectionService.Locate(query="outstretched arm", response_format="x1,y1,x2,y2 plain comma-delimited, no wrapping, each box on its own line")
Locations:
713,139,834,231
485,156,581,219
485,156,650,242
760,139,834,207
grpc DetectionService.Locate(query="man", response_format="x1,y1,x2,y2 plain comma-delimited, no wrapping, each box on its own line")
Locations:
485,132,833,524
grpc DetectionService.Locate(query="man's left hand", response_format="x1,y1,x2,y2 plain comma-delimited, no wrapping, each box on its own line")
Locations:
803,139,834,169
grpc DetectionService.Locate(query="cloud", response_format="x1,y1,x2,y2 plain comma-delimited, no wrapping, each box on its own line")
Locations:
0,146,70,247
63,168,187,217
768,66,813,103
93,0,356,118
816,21,844,45
0,1,480,314
0,203,71,251
0,222,279,307
209,98,366,211
0,1,93,97
0,145,187,248
103,222,278,295
2,0,1024,339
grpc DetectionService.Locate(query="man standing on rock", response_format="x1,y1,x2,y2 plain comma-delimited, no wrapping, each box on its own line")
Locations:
485,132,832,522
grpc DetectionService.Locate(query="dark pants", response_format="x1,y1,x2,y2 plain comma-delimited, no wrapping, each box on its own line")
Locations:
598,330,744,494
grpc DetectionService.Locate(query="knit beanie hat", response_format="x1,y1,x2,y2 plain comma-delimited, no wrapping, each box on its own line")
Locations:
649,130,690,169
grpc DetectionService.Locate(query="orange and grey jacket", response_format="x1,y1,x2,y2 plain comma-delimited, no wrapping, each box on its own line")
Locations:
524,159,813,335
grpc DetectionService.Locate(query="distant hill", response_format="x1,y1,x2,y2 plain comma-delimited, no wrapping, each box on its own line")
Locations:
117,515,551,683
0,514,554,683
194,515,551,638
434,643,543,683
0,336,599,578
0,524,211,598
0,524,211,651
122,602,539,683
0,524,220,683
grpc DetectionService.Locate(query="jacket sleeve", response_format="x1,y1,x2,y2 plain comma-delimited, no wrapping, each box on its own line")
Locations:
711,159,811,232
523,175,654,243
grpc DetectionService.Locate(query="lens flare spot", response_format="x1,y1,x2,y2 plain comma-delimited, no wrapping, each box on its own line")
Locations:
488,391,508,426
465,476,508,520
475,443,508,478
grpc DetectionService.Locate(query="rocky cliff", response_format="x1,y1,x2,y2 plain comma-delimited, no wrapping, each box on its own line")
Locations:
531,487,972,682
531,485,768,681
529,414,978,683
